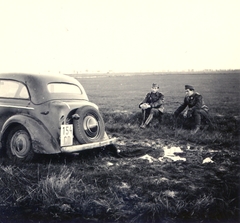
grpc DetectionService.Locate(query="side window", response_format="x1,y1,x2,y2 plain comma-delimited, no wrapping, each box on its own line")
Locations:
0,80,29,99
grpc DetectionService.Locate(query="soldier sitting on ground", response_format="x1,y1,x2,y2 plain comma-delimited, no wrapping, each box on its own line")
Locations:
174,84,213,134
139,83,164,129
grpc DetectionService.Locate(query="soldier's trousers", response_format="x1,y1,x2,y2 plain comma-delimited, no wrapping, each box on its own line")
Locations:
142,108,163,125
192,109,212,126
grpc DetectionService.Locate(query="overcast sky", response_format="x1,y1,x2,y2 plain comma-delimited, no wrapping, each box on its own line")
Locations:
0,0,239,73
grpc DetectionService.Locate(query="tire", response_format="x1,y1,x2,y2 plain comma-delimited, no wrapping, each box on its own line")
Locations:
6,126,35,162
73,106,105,144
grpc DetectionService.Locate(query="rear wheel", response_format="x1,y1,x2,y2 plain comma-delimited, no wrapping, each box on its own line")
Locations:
6,126,35,162
73,106,105,144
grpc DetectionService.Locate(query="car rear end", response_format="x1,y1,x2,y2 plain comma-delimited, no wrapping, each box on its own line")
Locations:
34,76,116,154
43,100,117,153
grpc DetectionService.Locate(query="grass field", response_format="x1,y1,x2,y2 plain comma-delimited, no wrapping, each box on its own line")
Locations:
76,72,240,116
0,72,239,223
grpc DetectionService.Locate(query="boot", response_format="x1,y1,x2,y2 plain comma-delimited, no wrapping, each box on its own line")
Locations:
140,123,146,129
191,125,200,134
203,120,215,132
144,113,153,126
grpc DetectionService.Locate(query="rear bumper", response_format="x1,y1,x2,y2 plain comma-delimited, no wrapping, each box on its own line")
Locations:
60,137,117,153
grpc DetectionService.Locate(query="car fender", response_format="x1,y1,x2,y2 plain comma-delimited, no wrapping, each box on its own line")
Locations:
0,114,60,154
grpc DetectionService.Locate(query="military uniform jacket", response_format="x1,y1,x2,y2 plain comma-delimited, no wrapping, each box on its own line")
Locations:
175,92,208,116
139,92,164,112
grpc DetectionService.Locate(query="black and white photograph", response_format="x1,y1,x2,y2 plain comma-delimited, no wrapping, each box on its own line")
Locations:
0,0,239,222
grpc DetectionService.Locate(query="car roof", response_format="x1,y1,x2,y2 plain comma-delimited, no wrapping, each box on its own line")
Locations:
0,73,88,104
0,73,77,83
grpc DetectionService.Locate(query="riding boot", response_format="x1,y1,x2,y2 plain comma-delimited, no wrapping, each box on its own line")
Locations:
191,125,200,134
141,110,146,125
144,113,153,126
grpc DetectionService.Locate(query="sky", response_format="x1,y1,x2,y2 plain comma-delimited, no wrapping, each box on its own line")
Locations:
0,0,239,73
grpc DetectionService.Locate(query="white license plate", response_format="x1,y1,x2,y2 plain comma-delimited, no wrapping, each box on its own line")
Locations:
60,124,73,146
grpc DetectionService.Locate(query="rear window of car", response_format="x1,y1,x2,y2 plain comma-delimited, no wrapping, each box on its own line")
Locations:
47,83,82,94
0,80,29,99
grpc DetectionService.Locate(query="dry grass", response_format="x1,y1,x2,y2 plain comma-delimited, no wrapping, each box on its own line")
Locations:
0,72,239,223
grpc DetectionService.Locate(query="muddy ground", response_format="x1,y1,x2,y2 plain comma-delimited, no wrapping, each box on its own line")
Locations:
1,117,239,223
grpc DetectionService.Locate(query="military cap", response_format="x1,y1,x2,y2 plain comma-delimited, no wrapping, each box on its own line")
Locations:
152,83,159,88
185,85,194,90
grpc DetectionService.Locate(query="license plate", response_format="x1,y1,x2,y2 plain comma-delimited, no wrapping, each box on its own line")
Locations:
60,124,73,146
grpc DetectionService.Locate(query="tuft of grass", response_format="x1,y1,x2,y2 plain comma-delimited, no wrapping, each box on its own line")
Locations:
0,165,33,205
26,165,81,208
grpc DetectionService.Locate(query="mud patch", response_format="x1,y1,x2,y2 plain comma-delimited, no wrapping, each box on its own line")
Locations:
115,137,222,165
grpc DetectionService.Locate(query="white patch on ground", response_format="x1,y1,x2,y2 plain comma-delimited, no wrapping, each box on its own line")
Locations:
163,146,183,155
106,161,114,166
207,149,220,153
159,177,169,182
116,140,126,146
164,190,178,198
138,146,186,163
129,194,139,199
119,182,130,189
159,156,186,162
202,157,214,164
233,116,240,121
138,154,158,163
160,146,186,162
113,110,129,113
151,177,169,184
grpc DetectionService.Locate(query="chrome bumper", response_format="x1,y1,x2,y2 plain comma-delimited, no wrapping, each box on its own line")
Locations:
60,137,117,153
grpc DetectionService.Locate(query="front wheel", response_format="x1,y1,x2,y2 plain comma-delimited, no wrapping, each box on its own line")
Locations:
6,126,35,162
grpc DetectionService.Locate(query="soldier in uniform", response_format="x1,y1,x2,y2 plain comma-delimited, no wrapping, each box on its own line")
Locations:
139,83,164,129
174,84,213,134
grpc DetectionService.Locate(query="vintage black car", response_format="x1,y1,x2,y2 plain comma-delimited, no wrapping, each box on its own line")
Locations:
0,73,116,162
